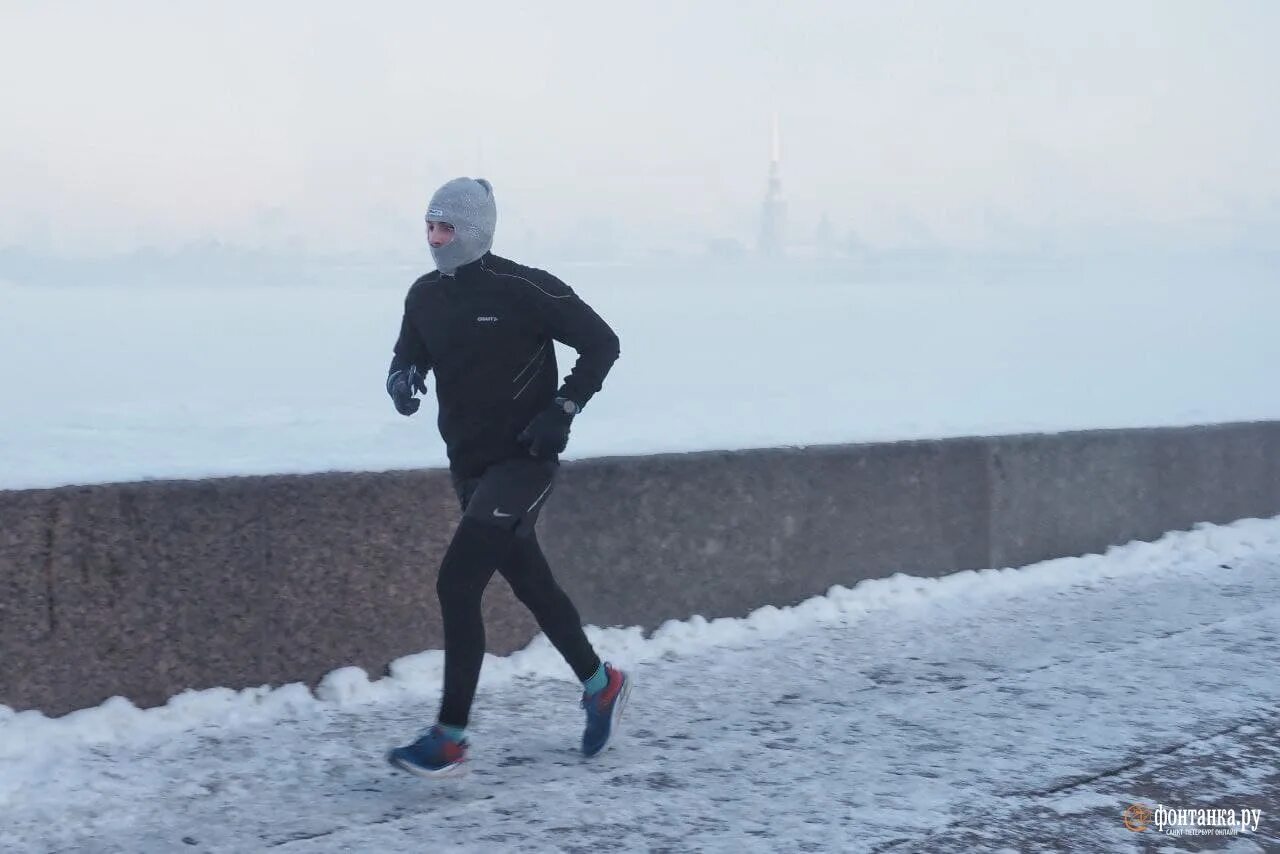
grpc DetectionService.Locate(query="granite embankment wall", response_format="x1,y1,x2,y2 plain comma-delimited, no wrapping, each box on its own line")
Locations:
3,421,1278,715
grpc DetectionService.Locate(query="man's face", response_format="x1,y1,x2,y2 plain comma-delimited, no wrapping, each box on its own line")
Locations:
426,219,456,248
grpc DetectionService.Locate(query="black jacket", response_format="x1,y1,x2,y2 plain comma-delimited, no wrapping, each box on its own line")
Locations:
390,252,620,477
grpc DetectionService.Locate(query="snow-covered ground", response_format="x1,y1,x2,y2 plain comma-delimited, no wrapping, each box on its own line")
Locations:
3,516,1277,852
2,267,1279,490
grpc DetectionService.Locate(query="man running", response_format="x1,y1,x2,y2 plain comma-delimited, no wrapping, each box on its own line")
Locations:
385,177,631,776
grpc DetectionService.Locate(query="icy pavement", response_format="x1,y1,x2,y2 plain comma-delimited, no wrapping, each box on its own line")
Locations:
3,518,1279,853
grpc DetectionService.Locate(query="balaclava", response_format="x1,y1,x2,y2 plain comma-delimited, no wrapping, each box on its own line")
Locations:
427,177,497,274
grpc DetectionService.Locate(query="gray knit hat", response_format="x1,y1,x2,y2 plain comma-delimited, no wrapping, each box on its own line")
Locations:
426,177,497,274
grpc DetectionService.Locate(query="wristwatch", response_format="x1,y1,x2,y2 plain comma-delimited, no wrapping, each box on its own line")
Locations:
554,397,580,415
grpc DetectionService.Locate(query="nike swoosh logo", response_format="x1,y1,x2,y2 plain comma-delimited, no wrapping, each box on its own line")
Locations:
492,509,513,518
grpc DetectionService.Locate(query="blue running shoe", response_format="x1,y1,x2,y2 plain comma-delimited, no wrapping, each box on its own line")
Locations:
387,725,468,777
581,663,632,757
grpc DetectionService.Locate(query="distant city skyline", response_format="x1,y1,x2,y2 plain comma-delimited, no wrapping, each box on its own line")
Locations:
2,2,1278,263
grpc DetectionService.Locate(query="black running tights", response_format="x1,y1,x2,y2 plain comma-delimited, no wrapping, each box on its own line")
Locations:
435,519,602,728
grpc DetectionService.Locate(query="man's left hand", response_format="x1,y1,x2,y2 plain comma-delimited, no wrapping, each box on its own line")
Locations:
518,398,577,459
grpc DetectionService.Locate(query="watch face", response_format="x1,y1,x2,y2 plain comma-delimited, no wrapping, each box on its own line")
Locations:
558,398,578,414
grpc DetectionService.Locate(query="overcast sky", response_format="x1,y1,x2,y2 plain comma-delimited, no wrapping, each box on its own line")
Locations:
1,0,1277,257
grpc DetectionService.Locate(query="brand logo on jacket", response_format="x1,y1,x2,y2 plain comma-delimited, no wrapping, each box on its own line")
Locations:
477,316,499,322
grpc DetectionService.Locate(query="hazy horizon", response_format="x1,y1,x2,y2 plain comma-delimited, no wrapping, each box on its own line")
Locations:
3,1,1279,263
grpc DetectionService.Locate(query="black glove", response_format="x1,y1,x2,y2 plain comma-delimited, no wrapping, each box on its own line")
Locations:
387,365,428,416
518,397,578,459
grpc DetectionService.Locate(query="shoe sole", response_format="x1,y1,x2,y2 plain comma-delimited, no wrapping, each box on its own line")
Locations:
387,750,468,779
585,672,634,758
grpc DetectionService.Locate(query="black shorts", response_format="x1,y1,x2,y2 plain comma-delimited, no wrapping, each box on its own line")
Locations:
451,457,559,537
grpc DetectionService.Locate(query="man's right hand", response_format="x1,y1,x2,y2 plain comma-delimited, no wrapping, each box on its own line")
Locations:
387,365,428,416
